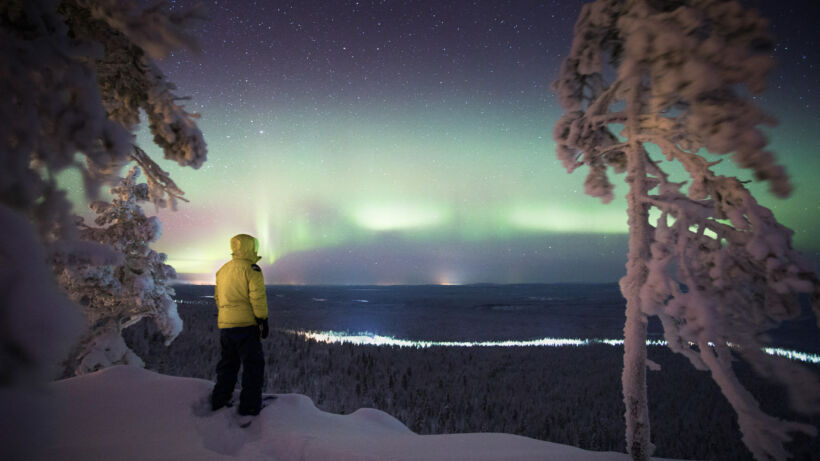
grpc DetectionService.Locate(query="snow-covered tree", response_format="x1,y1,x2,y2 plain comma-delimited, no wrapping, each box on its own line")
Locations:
552,1,820,460
1,0,205,384
55,166,183,375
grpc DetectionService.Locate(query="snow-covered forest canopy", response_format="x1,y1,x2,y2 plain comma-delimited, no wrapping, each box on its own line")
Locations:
553,0,820,460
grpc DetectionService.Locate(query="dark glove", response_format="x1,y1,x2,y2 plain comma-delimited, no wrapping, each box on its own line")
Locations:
256,317,269,339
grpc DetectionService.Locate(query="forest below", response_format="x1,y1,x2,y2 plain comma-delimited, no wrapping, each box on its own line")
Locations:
124,297,820,461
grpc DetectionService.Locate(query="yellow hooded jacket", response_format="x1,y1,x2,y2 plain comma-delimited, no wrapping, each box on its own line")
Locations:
214,234,269,329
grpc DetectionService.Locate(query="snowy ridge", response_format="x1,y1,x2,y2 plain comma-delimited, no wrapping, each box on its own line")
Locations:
38,366,683,461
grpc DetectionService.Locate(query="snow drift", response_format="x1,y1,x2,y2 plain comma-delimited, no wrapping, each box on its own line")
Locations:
35,366,682,460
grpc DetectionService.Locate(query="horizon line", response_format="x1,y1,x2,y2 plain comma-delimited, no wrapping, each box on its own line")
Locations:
173,281,622,287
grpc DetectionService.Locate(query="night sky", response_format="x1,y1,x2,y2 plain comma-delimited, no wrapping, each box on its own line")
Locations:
65,0,820,284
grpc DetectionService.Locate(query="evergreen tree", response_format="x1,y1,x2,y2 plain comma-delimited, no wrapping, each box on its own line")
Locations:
55,166,182,375
1,0,205,456
1,0,205,378
553,1,820,459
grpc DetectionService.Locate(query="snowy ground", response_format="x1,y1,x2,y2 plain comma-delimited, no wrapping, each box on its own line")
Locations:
37,366,683,461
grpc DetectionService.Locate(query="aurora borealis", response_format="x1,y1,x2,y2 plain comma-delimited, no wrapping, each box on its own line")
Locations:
66,0,820,284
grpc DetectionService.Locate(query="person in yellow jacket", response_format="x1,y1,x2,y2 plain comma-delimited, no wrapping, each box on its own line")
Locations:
210,234,269,416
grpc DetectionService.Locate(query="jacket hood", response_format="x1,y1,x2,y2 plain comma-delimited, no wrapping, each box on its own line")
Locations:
230,234,261,262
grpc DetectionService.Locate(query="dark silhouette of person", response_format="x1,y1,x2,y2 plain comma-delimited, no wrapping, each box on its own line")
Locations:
210,234,269,416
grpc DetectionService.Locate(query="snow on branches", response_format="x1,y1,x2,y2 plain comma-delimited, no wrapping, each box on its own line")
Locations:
1,0,205,242
1,0,131,242
0,0,206,385
55,167,182,376
57,0,207,206
553,1,820,460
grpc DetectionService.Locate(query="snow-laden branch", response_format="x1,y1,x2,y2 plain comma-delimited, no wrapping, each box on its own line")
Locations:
59,0,208,176
553,1,820,460
130,145,188,209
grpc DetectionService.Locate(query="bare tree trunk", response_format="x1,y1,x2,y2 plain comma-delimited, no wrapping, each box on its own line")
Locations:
620,75,654,461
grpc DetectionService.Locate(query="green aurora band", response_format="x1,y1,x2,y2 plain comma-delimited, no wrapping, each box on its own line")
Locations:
57,97,820,284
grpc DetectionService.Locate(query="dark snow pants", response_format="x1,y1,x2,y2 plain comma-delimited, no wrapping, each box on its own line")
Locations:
211,325,265,415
